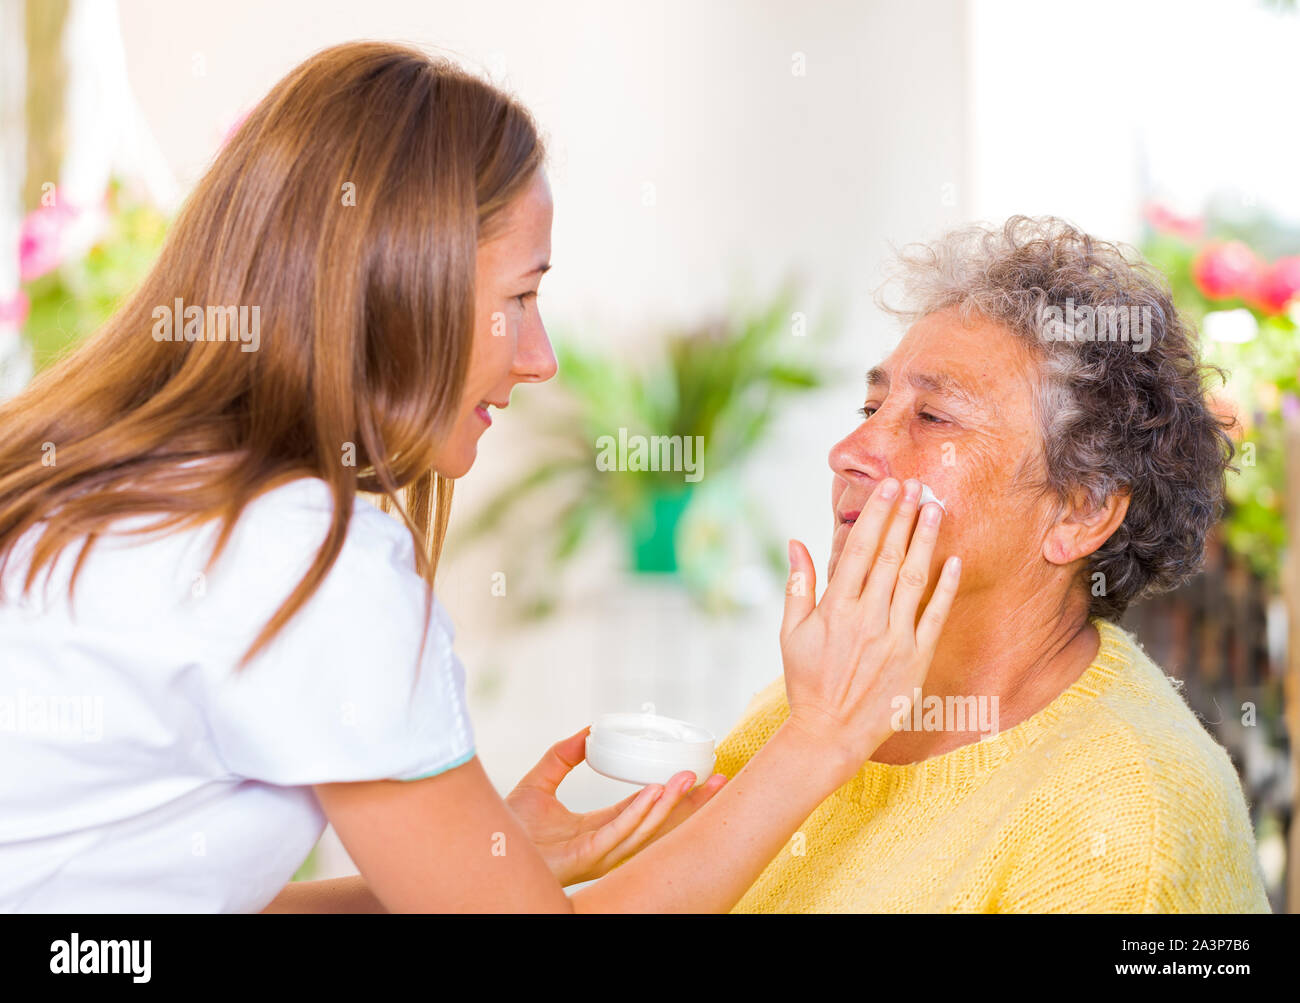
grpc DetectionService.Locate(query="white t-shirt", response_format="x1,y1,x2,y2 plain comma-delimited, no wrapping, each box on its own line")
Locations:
0,476,476,913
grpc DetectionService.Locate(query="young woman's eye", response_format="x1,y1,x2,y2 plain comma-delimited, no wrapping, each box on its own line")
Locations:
514,292,536,309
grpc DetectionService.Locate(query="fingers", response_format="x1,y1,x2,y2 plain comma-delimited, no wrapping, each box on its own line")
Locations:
780,539,816,645
581,787,644,829
886,499,945,634
915,555,962,659
581,781,667,862
822,477,900,603
858,479,922,631
678,773,726,816
596,771,697,862
584,771,725,872
655,772,727,837
514,726,591,795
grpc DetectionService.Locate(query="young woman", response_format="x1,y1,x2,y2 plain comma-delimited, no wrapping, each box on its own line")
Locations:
0,41,959,912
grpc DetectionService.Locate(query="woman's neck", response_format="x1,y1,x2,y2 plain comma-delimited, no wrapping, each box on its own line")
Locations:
869,590,1098,766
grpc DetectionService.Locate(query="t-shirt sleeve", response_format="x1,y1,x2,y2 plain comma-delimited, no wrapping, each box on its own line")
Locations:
199,507,476,786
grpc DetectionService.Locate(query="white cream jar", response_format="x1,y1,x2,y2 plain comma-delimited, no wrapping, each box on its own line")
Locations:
585,713,716,787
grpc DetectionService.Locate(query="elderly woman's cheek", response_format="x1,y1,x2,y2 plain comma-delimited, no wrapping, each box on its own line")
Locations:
908,437,997,572
928,432,1009,516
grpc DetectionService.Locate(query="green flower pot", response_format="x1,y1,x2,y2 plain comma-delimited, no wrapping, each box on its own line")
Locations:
629,483,696,574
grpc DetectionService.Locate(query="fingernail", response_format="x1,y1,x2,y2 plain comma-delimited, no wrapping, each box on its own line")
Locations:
787,539,797,565
680,774,696,792
947,556,962,575
903,479,920,501
880,479,899,499
923,503,942,526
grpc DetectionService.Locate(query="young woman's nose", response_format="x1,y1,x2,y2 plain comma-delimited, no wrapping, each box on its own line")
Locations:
511,314,558,385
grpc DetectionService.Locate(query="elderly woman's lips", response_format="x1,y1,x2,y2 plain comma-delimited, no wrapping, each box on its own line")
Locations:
837,483,947,524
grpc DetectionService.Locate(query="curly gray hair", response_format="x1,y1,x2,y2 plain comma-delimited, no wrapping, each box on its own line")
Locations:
878,215,1236,620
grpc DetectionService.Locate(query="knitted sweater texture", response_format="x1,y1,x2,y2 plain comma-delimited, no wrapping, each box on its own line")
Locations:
714,619,1271,913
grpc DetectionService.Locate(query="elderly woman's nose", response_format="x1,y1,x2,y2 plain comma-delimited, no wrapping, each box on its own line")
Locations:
829,428,890,481
831,403,915,475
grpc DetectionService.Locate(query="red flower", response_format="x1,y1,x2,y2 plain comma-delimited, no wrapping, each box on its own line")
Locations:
1191,241,1261,302
1249,256,1300,315
1143,203,1203,242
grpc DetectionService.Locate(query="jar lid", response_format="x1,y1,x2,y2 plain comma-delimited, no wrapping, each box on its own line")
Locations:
586,712,716,786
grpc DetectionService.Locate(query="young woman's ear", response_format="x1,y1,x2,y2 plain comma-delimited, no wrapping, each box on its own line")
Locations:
1042,487,1130,566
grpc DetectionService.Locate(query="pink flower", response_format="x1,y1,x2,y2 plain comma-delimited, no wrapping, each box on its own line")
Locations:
18,201,79,282
1191,241,1261,302
1249,256,1300,316
1143,202,1203,243
0,288,29,327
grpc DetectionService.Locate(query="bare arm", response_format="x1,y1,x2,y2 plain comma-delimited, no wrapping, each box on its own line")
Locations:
262,876,386,913
313,756,574,913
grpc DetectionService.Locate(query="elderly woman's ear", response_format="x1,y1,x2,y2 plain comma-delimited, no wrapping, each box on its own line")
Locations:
1042,489,1131,566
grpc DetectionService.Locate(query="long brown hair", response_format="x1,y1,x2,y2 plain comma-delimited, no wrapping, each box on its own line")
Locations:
0,41,545,667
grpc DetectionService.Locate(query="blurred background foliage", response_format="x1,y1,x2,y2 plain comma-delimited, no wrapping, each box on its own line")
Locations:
1143,200,1300,584
17,180,169,369
462,285,834,618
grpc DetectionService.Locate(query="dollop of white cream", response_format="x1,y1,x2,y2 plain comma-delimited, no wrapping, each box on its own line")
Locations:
918,482,947,513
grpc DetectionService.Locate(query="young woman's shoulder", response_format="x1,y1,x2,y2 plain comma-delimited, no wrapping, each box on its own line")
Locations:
237,475,418,567
192,476,476,785
188,475,444,665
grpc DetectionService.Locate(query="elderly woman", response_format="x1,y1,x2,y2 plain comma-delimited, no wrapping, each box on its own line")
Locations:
716,216,1271,912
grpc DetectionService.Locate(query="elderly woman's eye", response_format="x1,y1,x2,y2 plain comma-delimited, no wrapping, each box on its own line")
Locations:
856,406,876,419
920,412,946,424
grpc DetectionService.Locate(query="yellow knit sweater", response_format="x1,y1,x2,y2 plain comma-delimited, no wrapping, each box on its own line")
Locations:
714,619,1271,913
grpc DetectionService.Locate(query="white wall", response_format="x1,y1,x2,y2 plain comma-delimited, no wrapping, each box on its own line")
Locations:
968,0,1300,240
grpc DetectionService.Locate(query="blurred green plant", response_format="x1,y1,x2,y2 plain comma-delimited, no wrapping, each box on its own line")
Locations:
1142,203,1300,585
20,181,170,369
462,284,833,618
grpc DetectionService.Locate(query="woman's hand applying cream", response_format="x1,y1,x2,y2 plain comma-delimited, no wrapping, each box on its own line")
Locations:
781,477,961,779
